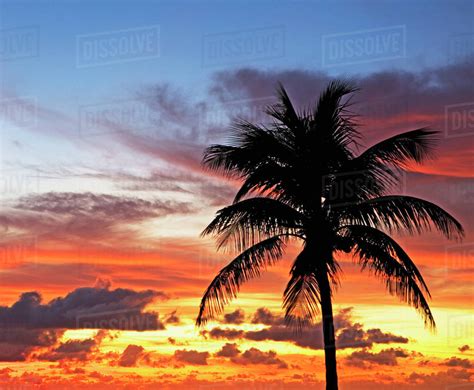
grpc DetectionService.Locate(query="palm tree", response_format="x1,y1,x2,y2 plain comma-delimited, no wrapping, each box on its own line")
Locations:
195,81,464,390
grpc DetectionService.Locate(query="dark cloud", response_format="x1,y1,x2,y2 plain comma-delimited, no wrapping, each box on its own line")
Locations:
459,344,471,353
215,343,241,358
0,285,167,331
205,307,408,351
0,192,193,250
0,328,63,361
118,345,149,367
443,357,473,368
209,61,474,127
230,347,287,369
0,327,112,362
251,307,280,325
201,327,244,340
243,324,326,349
174,349,209,365
164,310,180,325
35,330,109,362
223,309,245,325
337,324,409,349
40,338,96,361
16,191,191,219
29,191,189,221
346,348,410,367
408,368,472,387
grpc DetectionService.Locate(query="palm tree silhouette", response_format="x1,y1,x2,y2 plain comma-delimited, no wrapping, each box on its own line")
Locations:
196,81,464,390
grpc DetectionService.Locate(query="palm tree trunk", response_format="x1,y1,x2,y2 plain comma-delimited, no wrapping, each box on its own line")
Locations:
318,270,338,390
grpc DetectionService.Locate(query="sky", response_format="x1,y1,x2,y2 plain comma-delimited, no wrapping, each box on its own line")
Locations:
0,0,473,388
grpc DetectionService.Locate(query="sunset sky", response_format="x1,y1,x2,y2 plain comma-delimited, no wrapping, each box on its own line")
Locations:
0,0,473,389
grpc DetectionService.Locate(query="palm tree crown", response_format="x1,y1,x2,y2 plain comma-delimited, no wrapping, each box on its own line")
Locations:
196,81,464,389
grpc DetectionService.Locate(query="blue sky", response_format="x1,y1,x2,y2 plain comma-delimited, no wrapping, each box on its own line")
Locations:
0,0,472,183
1,0,472,100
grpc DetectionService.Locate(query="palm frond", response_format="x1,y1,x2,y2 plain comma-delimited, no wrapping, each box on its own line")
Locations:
357,128,439,168
202,120,293,178
329,153,402,202
233,162,299,205
338,225,431,296
196,235,286,326
283,245,341,328
283,272,320,329
202,197,304,253
340,195,464,240
326,129,439,202
349,232,436,329
265,83,303,136
312,80,360,148
323,167,392,207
